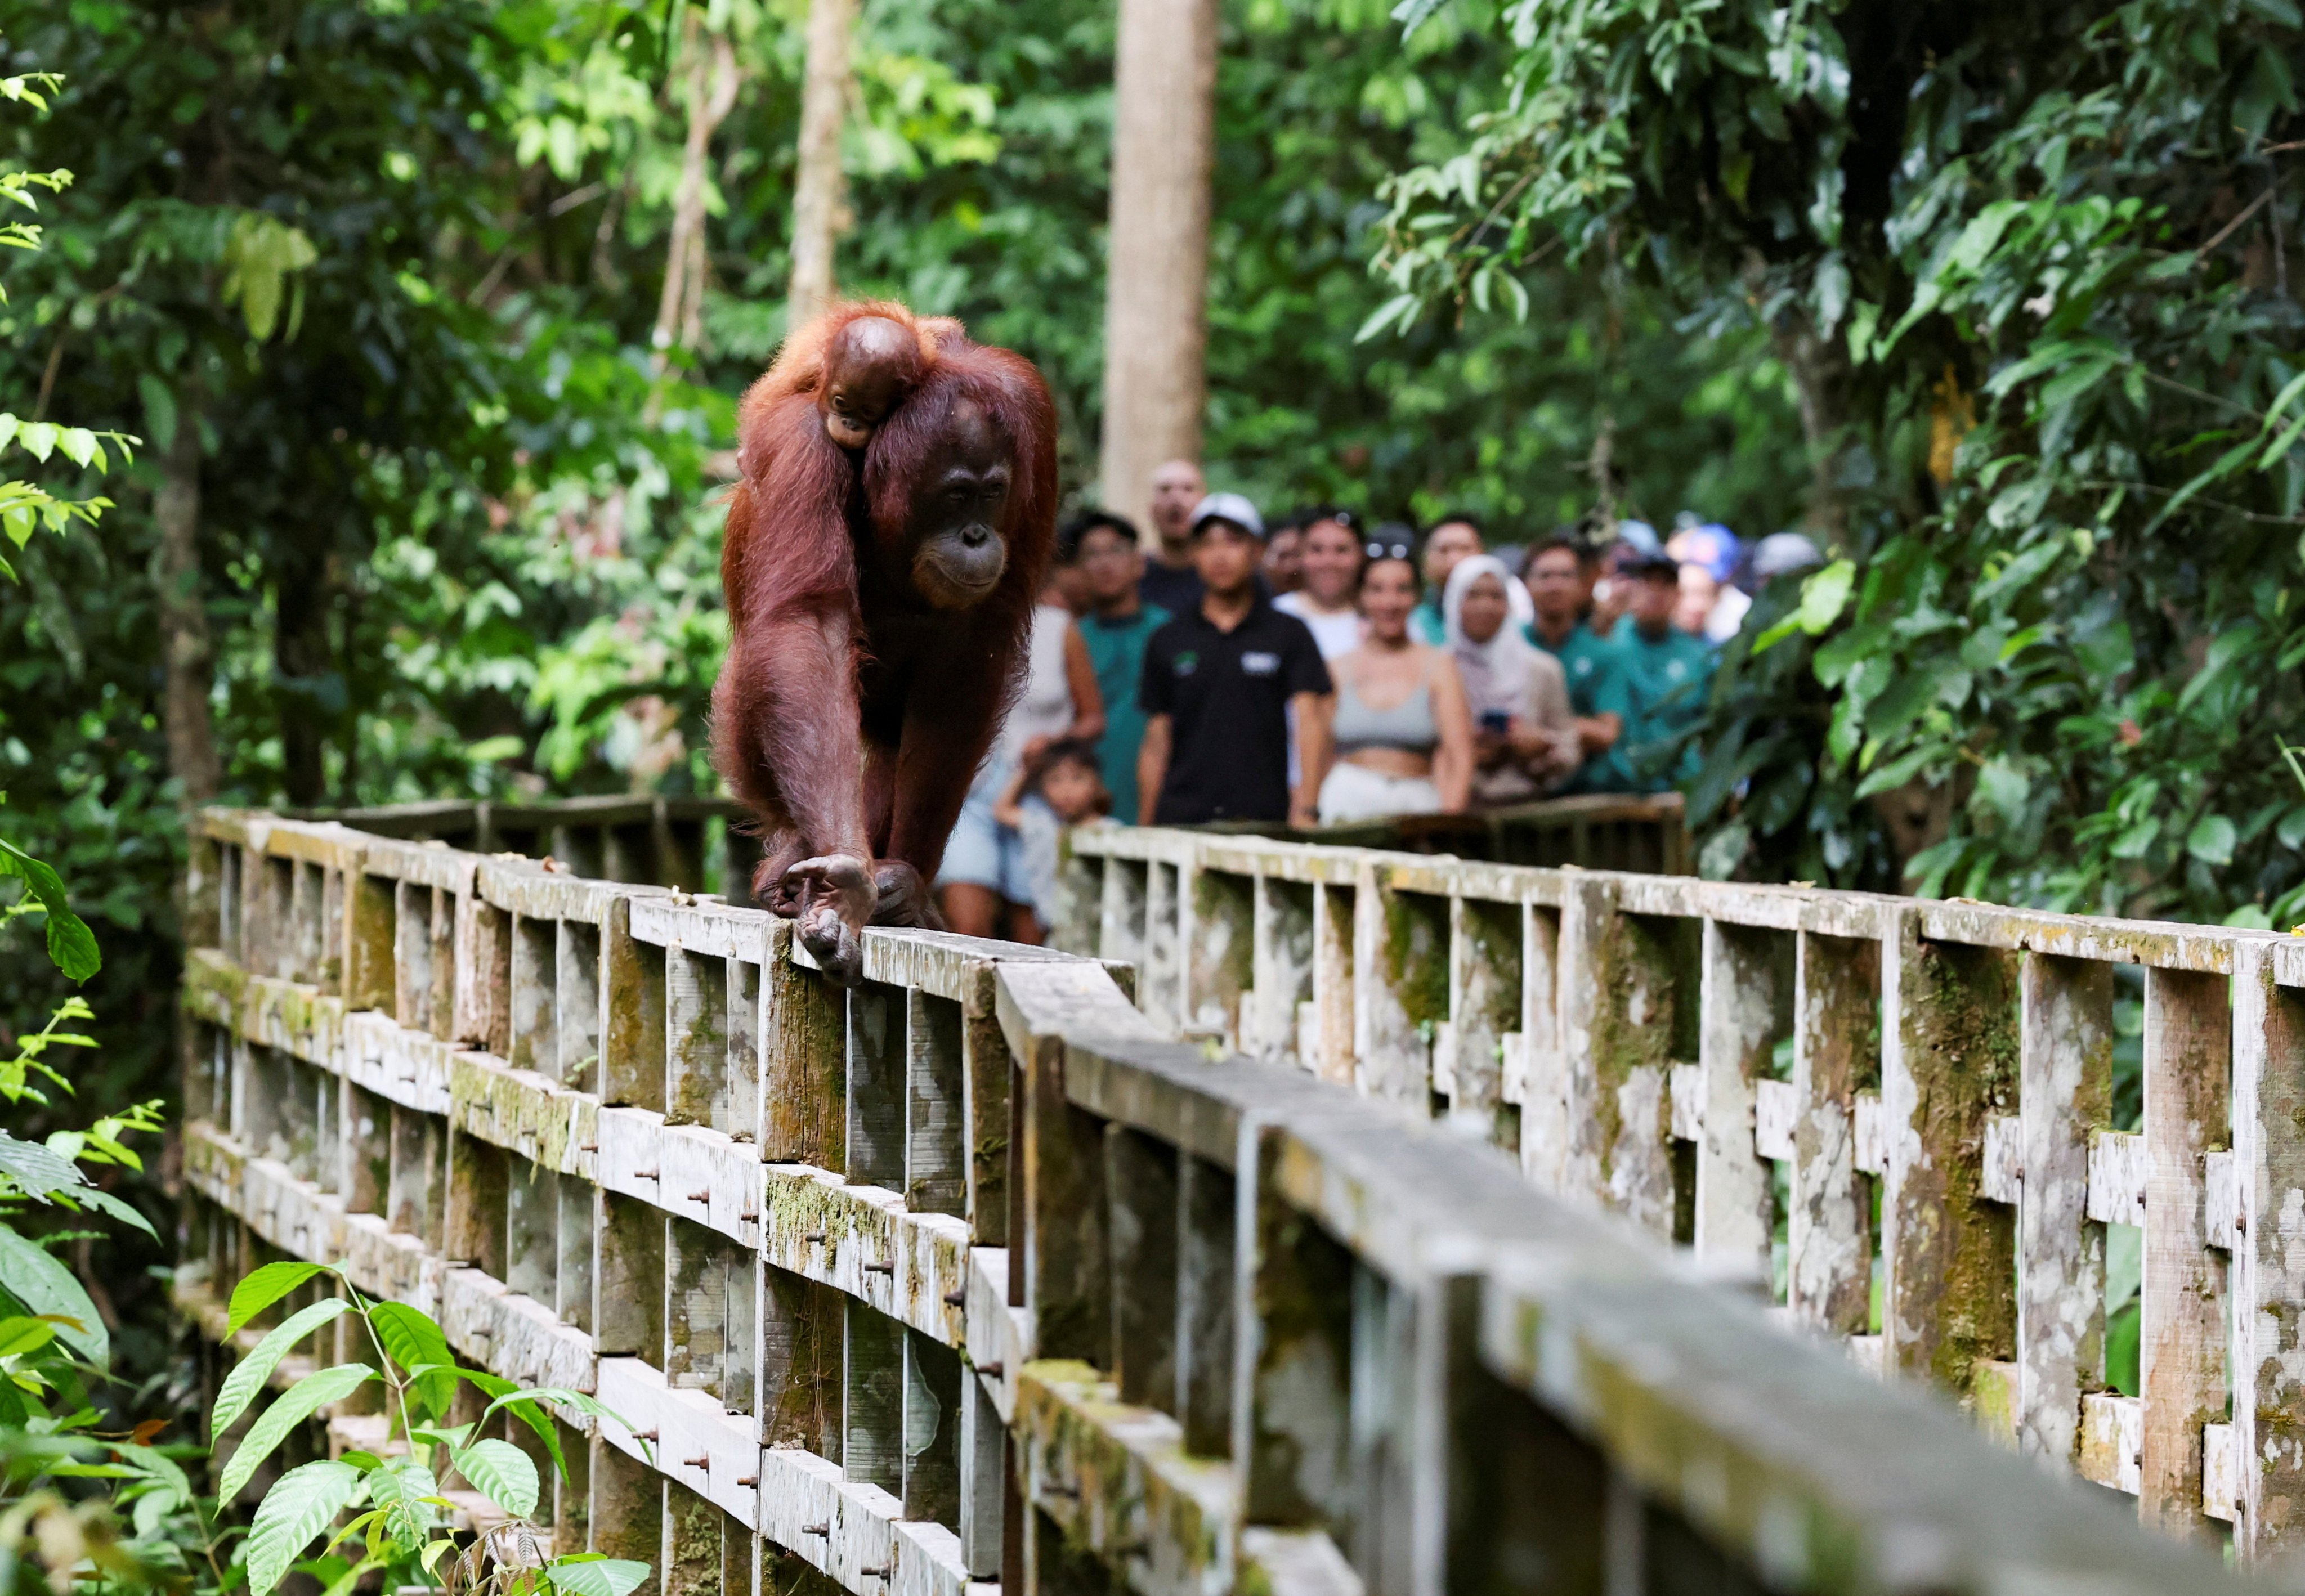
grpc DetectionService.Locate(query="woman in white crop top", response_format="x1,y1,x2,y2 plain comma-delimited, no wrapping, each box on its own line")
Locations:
1308,545,1473,823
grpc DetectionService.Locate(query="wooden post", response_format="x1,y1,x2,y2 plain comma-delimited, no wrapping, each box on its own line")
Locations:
1788,931,1877,1334
1100,0,1217,536
902,1330,963,1526
963,986,1011,1246
2233,942,2305,1559
591,1436,663,1596
907,989,966,1217
1880,911,2017,1393
511,915,559,1077
846,983,906,1189
1183,863,1252,1046
1233,1128,1353,1534
560,920,603,1094
1105,1124,1179,1410
763,921,845,1168
2139,966,2229,1535
843,1296,903,1491
2016,954,2112,1465
1694,919,1776,1269
1354,871,1446,1110
1559,876,1679,1236
666,947,730,1128
603,898,668,1112
596,1196,665,1362
1175,1153,1234,1456
1449,895,1521,1140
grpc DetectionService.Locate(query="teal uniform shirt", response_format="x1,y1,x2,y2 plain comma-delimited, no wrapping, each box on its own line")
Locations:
1529,621,1640,793
1409,597,1448,647
1082,603,1170,823
1609,616,1714,791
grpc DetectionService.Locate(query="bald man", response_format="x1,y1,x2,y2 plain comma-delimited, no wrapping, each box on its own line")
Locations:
1140,459,1207,617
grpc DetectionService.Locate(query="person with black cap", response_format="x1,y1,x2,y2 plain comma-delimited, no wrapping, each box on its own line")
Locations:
1138,493,1333,826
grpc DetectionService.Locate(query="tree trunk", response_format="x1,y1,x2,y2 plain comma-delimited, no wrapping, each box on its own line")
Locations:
273,536,335,808
1771,303,1855,543
152,408,220,806
654,12,742,371
787,0,858,333
1099,0,1218,539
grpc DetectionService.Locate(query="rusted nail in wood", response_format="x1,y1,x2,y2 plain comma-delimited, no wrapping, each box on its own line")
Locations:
687,1189,709,1203
578,1142,597,1153
397,1070,418,1082
858,1567,889,1579
634,1429,659,1442
634,1168,659,1180
2238,1209,2250,1234
469,1328,491,1339
804,1231,826,1244
942,1289,966,1306
976,1362,1002,1378
739,1211,759,1222
800,1523,829,1537
683,1455,709,1469
862,1260,893,1275
1041,1482,1078,1499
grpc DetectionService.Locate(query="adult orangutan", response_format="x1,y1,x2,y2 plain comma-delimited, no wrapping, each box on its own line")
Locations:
712,301,1058,985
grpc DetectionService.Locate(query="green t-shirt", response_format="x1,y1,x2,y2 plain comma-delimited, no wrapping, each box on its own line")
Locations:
1529,621,1640,793
1082,603,1170,823
1609,616,1714,791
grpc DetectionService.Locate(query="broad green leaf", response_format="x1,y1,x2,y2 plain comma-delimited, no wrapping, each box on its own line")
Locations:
228,1261,330,1336
213,1297,353,1440
66,1187,155,1238
246,1460,368,1596
367,1457,441,1547
455,1437,540,1518
0,837,99,980
467,1371,570,1480
0,1316,56,1357
2187,814,2237,867
370,1301,457,1419
546,1558,652,1596
0,1225,105,1365
0,1131,84,1202
218,1364,375,1501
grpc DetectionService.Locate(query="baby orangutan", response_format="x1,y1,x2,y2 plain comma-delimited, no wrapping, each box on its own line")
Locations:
816,313,925,449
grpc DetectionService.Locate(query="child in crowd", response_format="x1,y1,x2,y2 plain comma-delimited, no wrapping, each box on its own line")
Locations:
993,738,1113,938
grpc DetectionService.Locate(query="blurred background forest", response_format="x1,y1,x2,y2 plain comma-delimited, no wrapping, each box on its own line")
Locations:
5,0,2305,1392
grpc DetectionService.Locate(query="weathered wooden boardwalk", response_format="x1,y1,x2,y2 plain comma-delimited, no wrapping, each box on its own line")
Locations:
177,800,2305,1594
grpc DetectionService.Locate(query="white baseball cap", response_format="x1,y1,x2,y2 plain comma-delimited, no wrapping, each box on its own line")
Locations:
1189,491,1265,540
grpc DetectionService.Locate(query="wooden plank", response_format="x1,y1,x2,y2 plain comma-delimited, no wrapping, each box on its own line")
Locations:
1694,919,1775,1271
2141,966,2230,1535
1308,882,1354,1088
1236,1126,1354,1533
347,872,395,1014
395,881,434,1033
763,920,845,1168
2231,942,2305,1560
1248,873,1314,1064
511,914,559,1078
1352,869,1444,1110
1183,863,1252,1046
2016,954,2112,1466
1517,902,1566,1192
1880,909,2018,1393
961,992,1010,1248
901,1331,963,1528
847,983,906,1189
1174,1151,1236,1460
1449,895,1521,1142
1559,876,1679,1236
1788,931,1875,1334
905,990,965,1217
1105,1124,1179,1411
725,959,761,1150
604,895,668,1113
558,919,603,1095
666,947,731,1130
844,1295,905,1491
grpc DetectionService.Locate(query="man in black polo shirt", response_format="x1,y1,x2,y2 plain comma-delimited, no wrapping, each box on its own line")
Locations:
1138,493,1333,826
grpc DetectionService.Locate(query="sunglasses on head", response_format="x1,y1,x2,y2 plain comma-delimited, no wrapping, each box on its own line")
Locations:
1365,540,1412,562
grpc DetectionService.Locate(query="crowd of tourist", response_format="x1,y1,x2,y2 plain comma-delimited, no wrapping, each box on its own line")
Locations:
933,459,1824,942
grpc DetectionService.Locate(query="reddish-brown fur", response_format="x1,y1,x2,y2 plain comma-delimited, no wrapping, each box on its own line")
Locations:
711,301,1057,980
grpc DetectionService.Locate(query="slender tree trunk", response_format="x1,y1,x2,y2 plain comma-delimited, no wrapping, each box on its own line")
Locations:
787,0,857,331
653,12,742,371
274,536,337,808
1770,303,1854,543
152,408,220,806
1099,0,1218,538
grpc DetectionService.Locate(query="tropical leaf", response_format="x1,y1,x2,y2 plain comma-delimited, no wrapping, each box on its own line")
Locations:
0,836,97,980
455,1437,540,1518
213,1297,353,1440
218,1364,374,1501
0,1132,83,1200
369,1301,456,1419
466,1370,569,1480
245,1460,368,1596
367,1456,442,1546
0,1224,105,1365
545,1558,652,1596
227,1260,330,1336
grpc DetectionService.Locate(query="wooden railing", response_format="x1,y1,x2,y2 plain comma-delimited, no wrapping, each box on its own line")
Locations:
176,803,2266,1595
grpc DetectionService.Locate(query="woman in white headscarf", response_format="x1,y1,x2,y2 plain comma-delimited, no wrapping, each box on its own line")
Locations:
1443,555,1579,806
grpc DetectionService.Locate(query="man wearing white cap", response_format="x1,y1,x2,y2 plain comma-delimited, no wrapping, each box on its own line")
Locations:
1138,494,1333,827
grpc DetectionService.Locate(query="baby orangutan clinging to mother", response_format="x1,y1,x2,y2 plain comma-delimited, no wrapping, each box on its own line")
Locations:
711,301,1058,985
